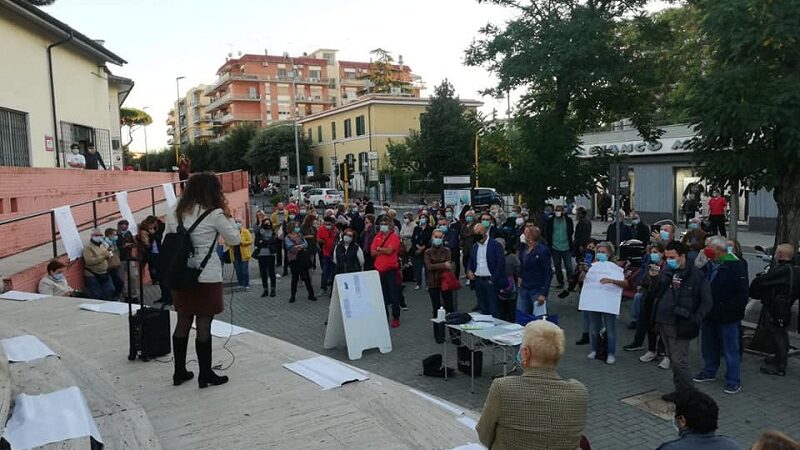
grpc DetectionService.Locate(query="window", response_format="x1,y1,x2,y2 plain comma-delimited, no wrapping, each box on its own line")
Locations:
0,107,30,167
317,125,323,143
307,128,312,141
309,70,321,80
248,87,258,99
355,115,366,136
330,122,336,140
344,118,352,138
277,68,287,79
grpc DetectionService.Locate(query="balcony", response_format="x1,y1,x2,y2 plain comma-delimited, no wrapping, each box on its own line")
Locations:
296,95,335,105
205,72,261,95
206,93,262,112
192,114,212,124
218,112,262,125
166,126,174,135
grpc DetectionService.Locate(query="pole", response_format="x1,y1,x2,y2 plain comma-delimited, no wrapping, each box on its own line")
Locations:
474,134,480,188
615,163,621,255
142,106,150,171
289,56,302,190
730,180,739,241
344,162,350,206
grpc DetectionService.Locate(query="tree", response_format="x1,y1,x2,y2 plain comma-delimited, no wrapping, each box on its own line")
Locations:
362,48,413,95
119,107,152,152
245,123,312,177
465,0,663,210
216,125,257,172
683,0,800,246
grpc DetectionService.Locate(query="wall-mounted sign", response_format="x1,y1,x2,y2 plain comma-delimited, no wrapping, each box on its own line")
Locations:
577,138,694,158
443,175,471,185
44,135,55,152
280,156,289,169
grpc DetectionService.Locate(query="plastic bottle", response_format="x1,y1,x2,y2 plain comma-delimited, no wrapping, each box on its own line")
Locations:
437,306,446,321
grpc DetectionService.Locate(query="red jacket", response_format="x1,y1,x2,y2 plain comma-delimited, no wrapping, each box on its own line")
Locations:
317,225,336,257
709,196,727,215
370,230,400,273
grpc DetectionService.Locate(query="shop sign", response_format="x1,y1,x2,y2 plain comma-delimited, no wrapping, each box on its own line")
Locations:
577,138,694,158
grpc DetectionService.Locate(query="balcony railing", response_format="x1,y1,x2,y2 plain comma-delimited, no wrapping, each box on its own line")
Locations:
219,112,262,124
205,72,261,95
206,93,262,112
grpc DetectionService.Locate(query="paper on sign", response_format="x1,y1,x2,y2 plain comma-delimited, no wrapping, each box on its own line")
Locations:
283,356,368,390
116,191,138,235
162,183,178,208
194,320,251,338
80,302,140,315
1,335,58,362
53,206,83,260
0,291,49,301
501,323,524,331
341,273,369,319
448,444,486,450
578,261,625,316
2,386,103,449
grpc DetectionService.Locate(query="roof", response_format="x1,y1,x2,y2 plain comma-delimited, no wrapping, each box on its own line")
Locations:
298,94,483,124
1,0,126,65
215,53,330,75
107,73,134,105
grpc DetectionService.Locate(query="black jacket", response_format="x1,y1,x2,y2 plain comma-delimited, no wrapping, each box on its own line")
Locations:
254,226,281,255
543,216,574,251
702,260,749,323
84,151,106,170
631,222,650,243
749,262,800,302
573,217,592,253
334,243,362,274
652,264,713,327
411,225,433,256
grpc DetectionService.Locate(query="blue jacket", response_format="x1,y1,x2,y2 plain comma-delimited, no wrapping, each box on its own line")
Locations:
518,242,553,296
469,238,506,286
445,221,461,250
703,259,749,323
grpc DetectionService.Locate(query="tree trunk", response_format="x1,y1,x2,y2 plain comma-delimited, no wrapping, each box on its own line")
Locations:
773,173,800,249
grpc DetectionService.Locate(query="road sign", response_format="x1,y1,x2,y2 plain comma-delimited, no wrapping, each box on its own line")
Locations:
443,175,471,185
307,165,314,177
368,151,379,161
280,156,289,170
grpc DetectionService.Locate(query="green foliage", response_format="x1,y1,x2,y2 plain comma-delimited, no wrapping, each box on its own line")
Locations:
25,0,56,5
216,125,257,172
364,48,413,95
119,107,153,158
245,123,312,176
269,193,288,206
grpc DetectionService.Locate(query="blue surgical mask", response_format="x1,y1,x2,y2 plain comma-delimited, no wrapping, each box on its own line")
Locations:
91,236,103,244
294,226,301,233
660,230,670,241
510,212,517,218
343,235,353,244
650,253,662,264
432,238,443,247
52,273,65,282
235,223,242,230
596,253,609,262
515,349,522,365
689,223,699,230
300,209,307,215
632,219,640,225
481,220,491,228
439,225,448,233
445,211,453,219
352,208,358,213
420,218,427,225
465,216,474,223
667,258,679,270
289,214,296,220
380,224,390,233
726,245,734,255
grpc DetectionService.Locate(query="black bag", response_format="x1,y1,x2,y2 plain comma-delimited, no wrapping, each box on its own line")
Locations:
422,354,454,378
161,209,217,290
596,329,608,361
445,312,472,325
128,305,171,360
675,316,700,339
402,264,414,282
457,346,482,377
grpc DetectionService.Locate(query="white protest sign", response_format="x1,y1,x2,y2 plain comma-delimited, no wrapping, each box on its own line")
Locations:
53,206,83,261
444,189,471,219
578,261,625,316
324,270,392,360
115,191,138,235
162,183,178,208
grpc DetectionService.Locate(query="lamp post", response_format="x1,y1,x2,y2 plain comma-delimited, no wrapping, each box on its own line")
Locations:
284,52,301,188
175,76,185,165
142,106,150,171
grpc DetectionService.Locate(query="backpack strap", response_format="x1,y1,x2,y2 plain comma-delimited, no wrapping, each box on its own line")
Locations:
198,232,219,270
186,208,215,234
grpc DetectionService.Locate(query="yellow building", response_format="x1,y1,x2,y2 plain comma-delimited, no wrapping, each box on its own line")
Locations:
0,0,132,169
299,95,482,190
166,84,215,146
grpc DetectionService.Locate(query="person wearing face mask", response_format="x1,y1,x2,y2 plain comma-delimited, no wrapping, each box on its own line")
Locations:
316,216,337,294
39,259,81,296
507,212,526,253
624,243,668,364
425,229,456,343
411,213,433,290
479,212,502,241
682,217,708,264
227,219,253,292
270,202,287,271
707,189,728,237
442,213,462,277
83,143,106,170
361,214,377,270
399,212,416,267
680,195,699,230
629,211,650,243
517,226,553,318
347,204,364,236
656,390,741,450
460,209,478,284
254,211,279,298
652,222,677,245
467,223,506,318
476,320,588,450
692,236,748,394
300,214,319,271
333,228,364,274
574,240,598,345
285,221,316,303
116,219,138,302
82,228,115,300
371,217,402,327
104,228,123,300
502,206,522,237
585,242,628,365
652,241,713,402
66,144,86,169
605,210,632,248
544,205,574,289
749,243,800,377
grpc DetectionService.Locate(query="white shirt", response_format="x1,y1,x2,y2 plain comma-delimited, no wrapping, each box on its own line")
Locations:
67,153,85,168
475,239,491,277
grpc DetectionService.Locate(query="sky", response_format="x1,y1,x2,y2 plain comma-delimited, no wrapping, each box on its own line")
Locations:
44,0,673,153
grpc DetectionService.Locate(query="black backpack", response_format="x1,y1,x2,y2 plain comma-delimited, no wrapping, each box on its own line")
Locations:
161,209,218,290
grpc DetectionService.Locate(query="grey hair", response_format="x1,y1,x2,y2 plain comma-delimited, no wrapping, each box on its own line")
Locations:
596,241,616,261
707,235,727,250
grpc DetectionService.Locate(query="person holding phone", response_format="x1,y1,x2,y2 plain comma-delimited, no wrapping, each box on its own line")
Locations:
624,243,668,364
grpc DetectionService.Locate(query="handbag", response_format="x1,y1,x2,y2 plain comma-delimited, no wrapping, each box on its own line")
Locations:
440,270,461,291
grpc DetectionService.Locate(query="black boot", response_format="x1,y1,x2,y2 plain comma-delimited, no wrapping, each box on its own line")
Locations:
304,278,317,301
196,339,228,388
172,336,194,386
575,332,590,345
270,287,276,297
261,289,268,298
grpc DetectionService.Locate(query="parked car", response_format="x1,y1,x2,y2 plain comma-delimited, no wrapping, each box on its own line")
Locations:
291,184,314,200
472,187,504,207
307,188,343,207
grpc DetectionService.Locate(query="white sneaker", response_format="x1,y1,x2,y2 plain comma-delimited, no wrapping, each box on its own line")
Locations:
658,357,671,370
639,351,656,363
587,351,597,359
606,355,616,365
276,274,282,279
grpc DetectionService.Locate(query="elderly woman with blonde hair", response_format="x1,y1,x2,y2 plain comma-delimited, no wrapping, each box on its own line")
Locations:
477,320,588,450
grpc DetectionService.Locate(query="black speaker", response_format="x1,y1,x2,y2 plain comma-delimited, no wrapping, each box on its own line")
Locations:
129,306,171,361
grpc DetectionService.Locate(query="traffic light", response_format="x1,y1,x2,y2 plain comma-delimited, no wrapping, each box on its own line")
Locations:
345,154,356,177
339,162,347,184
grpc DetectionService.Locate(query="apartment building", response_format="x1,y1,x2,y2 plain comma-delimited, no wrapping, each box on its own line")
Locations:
0,0,131,169
299,95,482,190
204,49,425,137
166,84,215,146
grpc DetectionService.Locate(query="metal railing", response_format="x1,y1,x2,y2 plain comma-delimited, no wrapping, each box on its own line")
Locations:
0,171,249,260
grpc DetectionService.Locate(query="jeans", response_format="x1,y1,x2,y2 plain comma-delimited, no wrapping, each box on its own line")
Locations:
233,259,250,287
108,267,124,299
551,249,574,285
700,320,741,386
589,312,617,357
412,254,424,286
582,310,591,333
257,255,276,291
320,255,334,289
517,287,548,316
380,269,401,319
631,292,642,322
473,278,498,317
84,273,114,301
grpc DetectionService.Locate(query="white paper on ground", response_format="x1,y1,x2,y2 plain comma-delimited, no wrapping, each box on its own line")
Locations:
2,386,103,449
193,320,252,338
79,302,140,315
408,388,465,416
283,356,369,390
1,335,58,362
162,183,178,208
53,205,83,261
115,191,138,236
0,291,50,301
448,443,486,450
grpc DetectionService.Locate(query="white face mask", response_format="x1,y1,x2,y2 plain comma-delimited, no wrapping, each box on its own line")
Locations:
519,234,527,244
71,148,79,154
672,417,681,435
515,218,524,226
555,211,563,217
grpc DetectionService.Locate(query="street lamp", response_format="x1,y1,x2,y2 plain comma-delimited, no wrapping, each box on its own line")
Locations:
175,76,185,165
284,52,301,189
142,106,150,171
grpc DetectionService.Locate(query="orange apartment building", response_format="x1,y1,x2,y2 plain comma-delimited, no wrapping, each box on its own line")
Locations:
204,49,424,138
